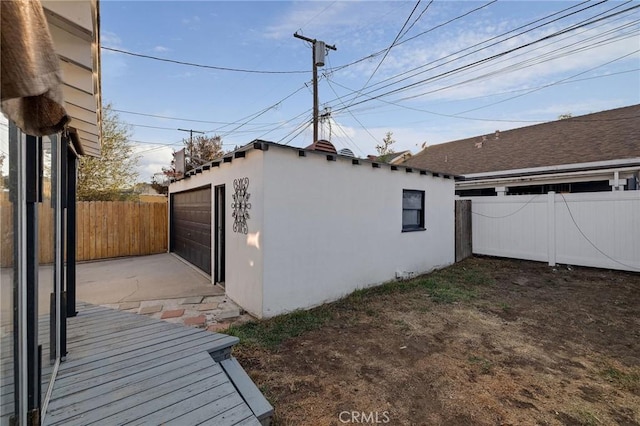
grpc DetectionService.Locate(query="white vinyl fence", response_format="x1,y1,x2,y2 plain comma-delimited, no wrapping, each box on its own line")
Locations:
461,191,640,272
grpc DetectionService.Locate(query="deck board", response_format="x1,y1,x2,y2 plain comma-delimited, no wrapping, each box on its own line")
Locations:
42,302,260,426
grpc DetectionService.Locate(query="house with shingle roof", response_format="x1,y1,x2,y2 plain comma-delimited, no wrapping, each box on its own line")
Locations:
403,104,640,196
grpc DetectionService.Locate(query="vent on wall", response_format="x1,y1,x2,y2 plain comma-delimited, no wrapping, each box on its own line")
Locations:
305,139,337,154
338,148,354,157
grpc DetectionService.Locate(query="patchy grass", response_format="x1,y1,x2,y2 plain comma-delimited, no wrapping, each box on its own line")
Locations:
576,410,603,426
468,355,494,375
231,257,640,425
227,307,333,349
228,262,492,349
600,366,640,393
499,302,511,312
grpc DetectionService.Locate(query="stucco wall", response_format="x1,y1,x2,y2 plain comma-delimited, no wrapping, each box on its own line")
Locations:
169,145,456,319
169,150,265,317
261,148,455,317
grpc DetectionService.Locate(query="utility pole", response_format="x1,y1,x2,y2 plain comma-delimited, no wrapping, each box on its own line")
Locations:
178,128,205,168
293,32,336,143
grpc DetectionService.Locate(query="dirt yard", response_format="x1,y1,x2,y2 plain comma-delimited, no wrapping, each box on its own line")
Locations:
230,257,640,425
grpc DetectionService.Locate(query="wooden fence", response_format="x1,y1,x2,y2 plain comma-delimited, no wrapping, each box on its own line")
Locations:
455,199,472,262
1,200,168,266
76,201,168,261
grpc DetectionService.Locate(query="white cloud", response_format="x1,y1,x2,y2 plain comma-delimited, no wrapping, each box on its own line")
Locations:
133,145,175,181
182,15,201,26
101,31,122,47
100,31,128,78
348,18,640,107
263,1,409,47
169,71,195,79
153,45,170,53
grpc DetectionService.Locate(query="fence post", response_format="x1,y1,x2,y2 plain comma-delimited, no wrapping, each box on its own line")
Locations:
547,191,556,267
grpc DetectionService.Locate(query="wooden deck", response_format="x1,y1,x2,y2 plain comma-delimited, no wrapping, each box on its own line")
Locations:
41,302,268,426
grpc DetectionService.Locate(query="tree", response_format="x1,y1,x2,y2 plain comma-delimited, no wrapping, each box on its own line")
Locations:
185,134,224,170
375,131,396,162
77,104,140,200
162,134,224,179
150,173,169,195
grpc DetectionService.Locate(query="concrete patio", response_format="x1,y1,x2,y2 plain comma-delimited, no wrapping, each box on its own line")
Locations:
77,253,223,304
76,253,248,331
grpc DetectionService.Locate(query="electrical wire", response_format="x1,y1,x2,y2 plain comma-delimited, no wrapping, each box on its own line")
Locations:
356,0,423,94
342,68,639,119
101,46,309,74
279,118,314,145
327,0,498,73
348,0,602,98
455,48,640,115
129,123,184,131
398,0,434,41
328,71,639,125
381,25,640,107
331,0,619,107
325,68,380,147
113,109,280,126
331,119,367,157
331,3,640,114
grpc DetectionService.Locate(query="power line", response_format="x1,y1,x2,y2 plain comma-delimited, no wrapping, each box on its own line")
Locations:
331,3,640,114
216,84,309,137
344,68,639,118
348,0,618,107
327,0,498,73
101,46,309,74
325,72,380,148
359,0,423,91
129,123,184,131
255,109,313,141
399,0,434,41
332,0,614,108
328,74,640,124
384,24,640,107
280,118,314,146
330,119,367,157
113,109,280,126
455,49,640,115
126,83,310,151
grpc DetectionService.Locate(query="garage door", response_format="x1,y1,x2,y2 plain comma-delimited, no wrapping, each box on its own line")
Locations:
170,186,212,275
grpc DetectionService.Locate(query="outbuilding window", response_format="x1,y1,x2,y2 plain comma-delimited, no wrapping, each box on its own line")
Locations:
402,190,425,231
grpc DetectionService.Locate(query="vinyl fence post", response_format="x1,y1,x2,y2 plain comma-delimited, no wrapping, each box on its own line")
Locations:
547,191,556,267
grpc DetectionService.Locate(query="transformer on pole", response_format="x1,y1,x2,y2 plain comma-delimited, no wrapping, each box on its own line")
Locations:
293,33,336,144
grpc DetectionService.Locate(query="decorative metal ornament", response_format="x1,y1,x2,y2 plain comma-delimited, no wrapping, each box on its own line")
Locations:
232,177,251,234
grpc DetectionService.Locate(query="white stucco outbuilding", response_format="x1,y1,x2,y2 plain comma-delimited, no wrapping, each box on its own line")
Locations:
169,141,455,318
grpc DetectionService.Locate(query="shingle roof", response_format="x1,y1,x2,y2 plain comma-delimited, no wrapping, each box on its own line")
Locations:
403,104,640,176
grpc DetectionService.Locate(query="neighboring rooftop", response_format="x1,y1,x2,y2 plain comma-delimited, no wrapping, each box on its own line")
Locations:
403,104,640,176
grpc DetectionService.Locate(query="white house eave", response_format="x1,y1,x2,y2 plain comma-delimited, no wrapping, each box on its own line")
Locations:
43,0,102,157
457,165,640,189
462,158,640,180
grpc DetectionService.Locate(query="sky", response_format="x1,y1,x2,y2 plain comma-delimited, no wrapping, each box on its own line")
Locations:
99,1,640,182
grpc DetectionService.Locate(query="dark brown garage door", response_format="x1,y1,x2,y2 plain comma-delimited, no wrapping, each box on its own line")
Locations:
170,186,212,275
